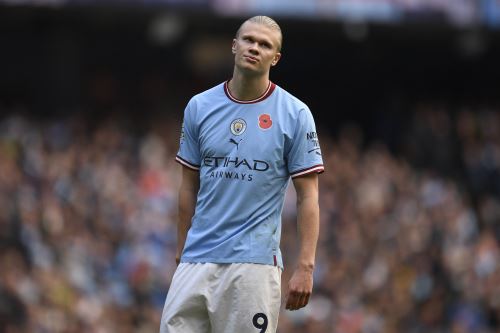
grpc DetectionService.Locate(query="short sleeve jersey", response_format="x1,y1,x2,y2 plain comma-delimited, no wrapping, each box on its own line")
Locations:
176,81,324,268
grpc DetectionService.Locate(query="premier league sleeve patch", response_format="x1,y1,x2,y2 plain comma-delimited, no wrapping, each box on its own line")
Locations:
176,100,201,170
179,122,185,144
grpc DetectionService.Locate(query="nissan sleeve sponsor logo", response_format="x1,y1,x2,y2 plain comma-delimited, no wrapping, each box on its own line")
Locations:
306,132,322,155
306,132,317,140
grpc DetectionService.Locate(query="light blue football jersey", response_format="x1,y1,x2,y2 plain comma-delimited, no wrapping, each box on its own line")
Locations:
175,81,324,268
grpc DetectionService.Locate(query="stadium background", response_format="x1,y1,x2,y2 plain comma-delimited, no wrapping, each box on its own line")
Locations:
1,1,500,332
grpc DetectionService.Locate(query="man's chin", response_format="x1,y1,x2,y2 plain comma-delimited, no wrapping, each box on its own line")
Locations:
237,64,266,76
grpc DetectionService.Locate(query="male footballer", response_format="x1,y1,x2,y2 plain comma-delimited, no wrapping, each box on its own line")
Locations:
160,15,324,333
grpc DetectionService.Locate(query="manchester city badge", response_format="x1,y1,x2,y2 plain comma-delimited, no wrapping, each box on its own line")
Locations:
230,118,247,136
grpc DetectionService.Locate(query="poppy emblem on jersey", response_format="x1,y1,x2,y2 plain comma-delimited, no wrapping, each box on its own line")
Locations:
230,118,247,136
258,114,273,130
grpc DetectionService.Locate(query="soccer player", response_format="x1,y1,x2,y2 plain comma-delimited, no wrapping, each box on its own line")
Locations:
160,15,324,333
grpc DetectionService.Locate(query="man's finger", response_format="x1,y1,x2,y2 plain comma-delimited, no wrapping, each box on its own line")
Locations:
285,292,294,310
288,290,307,310
296,293,306,309
302,293,311,307
286,290,300,310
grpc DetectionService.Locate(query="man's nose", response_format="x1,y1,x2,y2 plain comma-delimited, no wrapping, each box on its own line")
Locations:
248,43,259,54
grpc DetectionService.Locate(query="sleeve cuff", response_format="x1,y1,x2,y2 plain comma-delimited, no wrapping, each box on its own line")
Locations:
290,164,324,178
175,155,200,171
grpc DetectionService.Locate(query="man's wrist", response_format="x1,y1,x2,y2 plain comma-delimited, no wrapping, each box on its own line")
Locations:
297,261,315,272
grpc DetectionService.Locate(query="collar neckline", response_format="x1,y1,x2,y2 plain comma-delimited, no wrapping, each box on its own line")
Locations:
224,80,276,104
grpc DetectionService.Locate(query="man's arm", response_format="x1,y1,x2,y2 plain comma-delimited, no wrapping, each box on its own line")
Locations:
176,166,200,265
285,172,320,310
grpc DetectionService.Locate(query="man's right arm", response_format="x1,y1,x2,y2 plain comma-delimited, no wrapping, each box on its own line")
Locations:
176,166,200,265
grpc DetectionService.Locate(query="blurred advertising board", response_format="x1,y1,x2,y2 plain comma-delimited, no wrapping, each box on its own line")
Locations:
1,0,499,28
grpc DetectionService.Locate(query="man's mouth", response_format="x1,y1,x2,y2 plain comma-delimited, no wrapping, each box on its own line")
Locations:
244,55,258,63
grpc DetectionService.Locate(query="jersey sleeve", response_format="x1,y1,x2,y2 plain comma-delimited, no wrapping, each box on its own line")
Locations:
287,107,324,178
175,99,201,171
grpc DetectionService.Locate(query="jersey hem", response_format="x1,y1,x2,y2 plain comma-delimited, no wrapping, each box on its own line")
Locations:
180,257,284,269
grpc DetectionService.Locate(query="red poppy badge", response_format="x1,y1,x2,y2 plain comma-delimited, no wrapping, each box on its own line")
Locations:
258,114,273,130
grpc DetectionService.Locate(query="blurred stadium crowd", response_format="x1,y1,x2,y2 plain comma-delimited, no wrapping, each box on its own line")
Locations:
1,101,499,332
2,0,500,28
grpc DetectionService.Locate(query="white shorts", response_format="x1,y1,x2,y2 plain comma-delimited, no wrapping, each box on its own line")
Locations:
160,263,282,333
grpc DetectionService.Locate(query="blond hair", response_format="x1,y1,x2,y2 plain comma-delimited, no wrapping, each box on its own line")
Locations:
236,16,283,51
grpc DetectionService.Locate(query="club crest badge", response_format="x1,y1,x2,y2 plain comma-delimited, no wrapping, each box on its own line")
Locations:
230,118,247,136
258,114,273,130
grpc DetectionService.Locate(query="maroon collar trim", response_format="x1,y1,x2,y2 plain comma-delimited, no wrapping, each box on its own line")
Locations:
224,80,276,104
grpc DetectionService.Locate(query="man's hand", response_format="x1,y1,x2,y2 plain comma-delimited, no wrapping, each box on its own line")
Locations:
285,266,314,310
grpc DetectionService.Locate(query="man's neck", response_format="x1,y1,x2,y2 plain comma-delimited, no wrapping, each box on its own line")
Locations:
228,71,270,101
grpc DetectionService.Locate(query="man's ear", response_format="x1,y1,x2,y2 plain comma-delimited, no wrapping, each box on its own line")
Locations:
232,39,237,54
271,52,282,66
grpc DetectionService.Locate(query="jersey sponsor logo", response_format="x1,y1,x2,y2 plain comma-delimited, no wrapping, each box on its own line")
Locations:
306,131,322,155
204,156,270,182
258,114,273,130
208,171,253,182
308,148,322,156
230,118,247,136
203,156,269,171
306,132,317,140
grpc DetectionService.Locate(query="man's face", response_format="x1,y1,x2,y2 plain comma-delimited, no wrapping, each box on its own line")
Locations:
232,21,282,76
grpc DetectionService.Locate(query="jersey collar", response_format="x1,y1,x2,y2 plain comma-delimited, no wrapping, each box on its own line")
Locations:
224,80,276,104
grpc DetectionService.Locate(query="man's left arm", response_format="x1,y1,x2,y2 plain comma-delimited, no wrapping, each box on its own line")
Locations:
285,172,320,311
